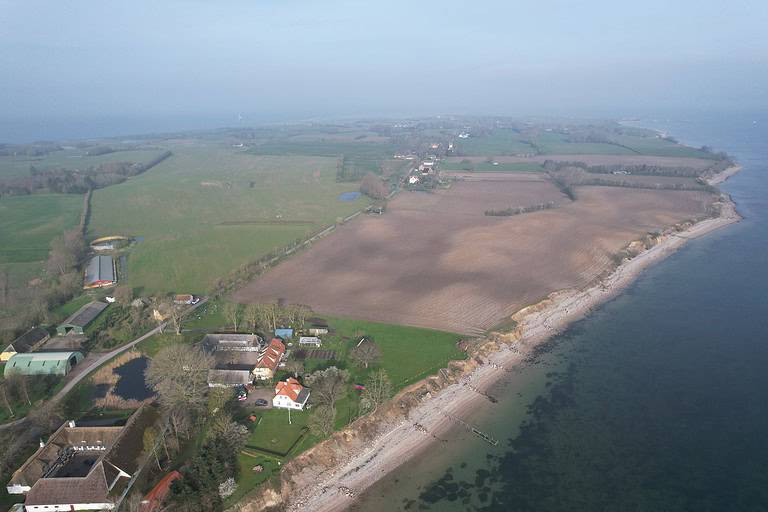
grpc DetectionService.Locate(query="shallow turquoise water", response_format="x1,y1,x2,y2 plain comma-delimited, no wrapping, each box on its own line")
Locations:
353,112,768,511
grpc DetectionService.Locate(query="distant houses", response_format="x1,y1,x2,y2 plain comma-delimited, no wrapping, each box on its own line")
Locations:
273,378,310,410
57,301,109,336
1,327,50,362
83,255,116,289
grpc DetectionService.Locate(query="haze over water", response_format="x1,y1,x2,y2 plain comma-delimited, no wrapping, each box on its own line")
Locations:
352,110,768,511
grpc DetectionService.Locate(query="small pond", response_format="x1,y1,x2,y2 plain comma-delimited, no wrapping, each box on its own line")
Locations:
338,191,361,201
113,356,155,401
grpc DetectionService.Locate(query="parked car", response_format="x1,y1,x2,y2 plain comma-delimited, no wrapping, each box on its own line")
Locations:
254,399,269,407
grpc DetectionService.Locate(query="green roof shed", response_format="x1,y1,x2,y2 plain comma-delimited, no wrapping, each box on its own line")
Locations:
3,351,84,377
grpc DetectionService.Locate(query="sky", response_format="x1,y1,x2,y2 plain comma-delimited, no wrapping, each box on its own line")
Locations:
1,0,767,140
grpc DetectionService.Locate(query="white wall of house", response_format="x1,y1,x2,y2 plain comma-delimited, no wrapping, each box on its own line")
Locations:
272,394,306,410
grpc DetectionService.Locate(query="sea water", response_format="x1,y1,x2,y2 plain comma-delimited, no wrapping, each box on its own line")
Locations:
352,111,768,511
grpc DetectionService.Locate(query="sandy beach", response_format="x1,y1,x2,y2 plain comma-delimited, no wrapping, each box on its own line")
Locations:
280,167,742,512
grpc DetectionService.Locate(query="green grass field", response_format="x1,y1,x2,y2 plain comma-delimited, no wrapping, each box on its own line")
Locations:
440,161,545,172
0,193,83,327
454,129,535,156
609,134,715,158
0,148,167,179
90,146,370,294
0,194,83,264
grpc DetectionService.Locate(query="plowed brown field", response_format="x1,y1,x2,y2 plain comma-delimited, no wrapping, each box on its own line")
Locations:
233,174,713,334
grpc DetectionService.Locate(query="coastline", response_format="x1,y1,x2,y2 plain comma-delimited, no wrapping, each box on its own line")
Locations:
269,166,743,512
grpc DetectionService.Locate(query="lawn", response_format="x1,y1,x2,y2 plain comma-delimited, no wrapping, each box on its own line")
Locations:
243,408,310,455
89,146,371,295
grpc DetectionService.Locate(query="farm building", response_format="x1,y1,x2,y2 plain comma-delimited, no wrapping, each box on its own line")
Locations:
207,369,253,388
83,255,116,289
274,328,293,339
1,327,50,362
204,334,265,387
6,405,157,511
3,351,84,377
57,301,109,336
273,378,310,410
253,338,285,381
203,333,264,352
173,294,199,305
298,336,322,347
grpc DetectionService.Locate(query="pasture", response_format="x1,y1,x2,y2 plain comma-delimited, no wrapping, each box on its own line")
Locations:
89,145,370,294
234,175,714,334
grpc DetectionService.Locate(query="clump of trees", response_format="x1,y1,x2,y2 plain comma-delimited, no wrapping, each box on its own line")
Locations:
485,202,556,216
145,344,213,439
360,172,389,199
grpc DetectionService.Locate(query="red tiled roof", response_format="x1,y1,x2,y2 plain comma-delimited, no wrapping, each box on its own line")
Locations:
256,338,285,370
141,471,181,512
275,377,304,401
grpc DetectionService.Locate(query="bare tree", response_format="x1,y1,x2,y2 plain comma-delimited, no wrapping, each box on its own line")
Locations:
167,303,184,336
114,285,133,305
350,340,381,369
5,374,31,405
0,385,14,418
145,344,213,415
305,366,349,410
208,414,248,452
244,303,259,332
285,360,304,379
308,405,335,437
361,369,392,412
222,302,242,331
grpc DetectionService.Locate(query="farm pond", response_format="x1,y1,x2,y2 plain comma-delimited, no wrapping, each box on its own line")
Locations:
93,356,155,401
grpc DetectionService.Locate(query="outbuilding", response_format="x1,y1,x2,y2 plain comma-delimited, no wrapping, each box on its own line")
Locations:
83,255,116,289
3,351,84,377
1,327,50,362
57,301,108,336
298,336,322,347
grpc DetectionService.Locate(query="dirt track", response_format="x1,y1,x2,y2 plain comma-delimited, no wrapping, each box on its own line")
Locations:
233,175,712,334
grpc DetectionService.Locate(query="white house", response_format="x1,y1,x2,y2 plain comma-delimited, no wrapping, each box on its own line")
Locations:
272,378,310,410
298,336,321,347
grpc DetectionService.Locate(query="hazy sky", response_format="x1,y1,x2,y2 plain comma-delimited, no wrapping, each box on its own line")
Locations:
1,0,766,138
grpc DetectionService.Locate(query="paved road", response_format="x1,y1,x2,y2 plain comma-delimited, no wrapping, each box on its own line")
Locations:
0,297,209,431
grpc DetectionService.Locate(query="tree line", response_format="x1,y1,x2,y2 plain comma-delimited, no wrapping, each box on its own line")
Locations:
0,150,171,196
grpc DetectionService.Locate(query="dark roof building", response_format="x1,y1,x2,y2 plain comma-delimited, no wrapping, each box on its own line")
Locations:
7,405,158,511
57,302,108,336
1,327,50,362
83,255,116,289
